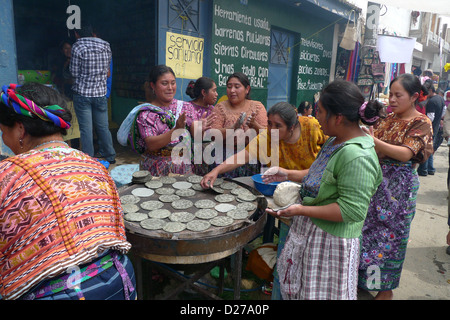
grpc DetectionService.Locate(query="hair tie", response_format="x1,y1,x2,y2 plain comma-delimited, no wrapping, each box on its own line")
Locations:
0,84,71,129
359,101,379,123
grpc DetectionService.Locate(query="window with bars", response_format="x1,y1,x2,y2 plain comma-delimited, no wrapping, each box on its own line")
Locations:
270,30,290,65
168,0,200,32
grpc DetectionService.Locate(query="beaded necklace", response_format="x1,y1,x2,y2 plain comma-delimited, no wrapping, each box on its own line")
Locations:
33,140,69,150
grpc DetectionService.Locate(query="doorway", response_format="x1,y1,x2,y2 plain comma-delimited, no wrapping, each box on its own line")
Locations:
267,28,296,109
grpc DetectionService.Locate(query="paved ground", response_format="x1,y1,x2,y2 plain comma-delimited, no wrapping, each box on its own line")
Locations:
110,136,450,300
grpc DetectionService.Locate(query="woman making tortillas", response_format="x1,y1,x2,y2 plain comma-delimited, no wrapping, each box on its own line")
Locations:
200,101,327,187
263,80,384,300
201,101,327,298
207,72,268,178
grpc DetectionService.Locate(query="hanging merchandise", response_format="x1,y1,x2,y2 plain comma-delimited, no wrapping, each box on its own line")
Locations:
340,10,358,50
335,49,351,80
357,49,376,99
361,85,373,98
357,50,374,87
357,74,374,87
371,64,384,76
346,42,361,82
371,51,385,85
390,63,398,80
362,50,374,66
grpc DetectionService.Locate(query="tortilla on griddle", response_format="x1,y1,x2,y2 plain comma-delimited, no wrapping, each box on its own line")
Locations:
148,208,171,219
210,216,234,227
140,200,164,211
140,218,167,230
194,199,217,209
163,221,186,233
169,211,195,223
195,208,218,219
171,199,194,210
186,219,211,232
131,187,155,197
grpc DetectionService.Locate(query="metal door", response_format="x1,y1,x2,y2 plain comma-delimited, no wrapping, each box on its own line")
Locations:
267,29,296,109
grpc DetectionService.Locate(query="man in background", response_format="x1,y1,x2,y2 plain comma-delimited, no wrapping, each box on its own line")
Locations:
418,84,444,176
70,24,116,164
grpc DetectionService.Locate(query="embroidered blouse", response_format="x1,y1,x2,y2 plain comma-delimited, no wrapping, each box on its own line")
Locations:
246,116,327,170
373,113,433,163
136,99,194,150
210,99,268,131
189,101,214,120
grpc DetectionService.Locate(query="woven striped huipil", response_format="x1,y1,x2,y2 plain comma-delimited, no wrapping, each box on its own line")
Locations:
0,146,131,300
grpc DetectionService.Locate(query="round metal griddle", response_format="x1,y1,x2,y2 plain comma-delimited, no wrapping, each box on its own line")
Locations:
120,177,267,264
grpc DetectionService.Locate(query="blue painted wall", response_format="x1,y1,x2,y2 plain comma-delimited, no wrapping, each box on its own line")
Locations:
0,0,18,85
157,0,213,101
0,0,17,156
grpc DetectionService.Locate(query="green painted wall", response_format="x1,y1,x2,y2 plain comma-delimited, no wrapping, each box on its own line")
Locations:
211,0,271,104
211,0,337,108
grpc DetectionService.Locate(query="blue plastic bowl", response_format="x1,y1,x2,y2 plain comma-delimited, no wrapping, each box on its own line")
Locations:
251,173,281,196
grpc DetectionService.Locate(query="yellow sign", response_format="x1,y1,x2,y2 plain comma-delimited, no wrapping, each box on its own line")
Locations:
166,32,204,79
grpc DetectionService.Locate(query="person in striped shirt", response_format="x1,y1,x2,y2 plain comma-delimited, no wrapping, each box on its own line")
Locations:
70,24,116,164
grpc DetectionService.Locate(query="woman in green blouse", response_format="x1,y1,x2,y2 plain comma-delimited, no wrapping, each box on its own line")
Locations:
263,80,384,300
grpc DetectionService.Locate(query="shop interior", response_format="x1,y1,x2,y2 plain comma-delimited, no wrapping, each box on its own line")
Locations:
13,0,157,112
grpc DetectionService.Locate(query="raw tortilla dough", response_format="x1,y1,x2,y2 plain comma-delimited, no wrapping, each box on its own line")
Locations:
273,182,301,207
